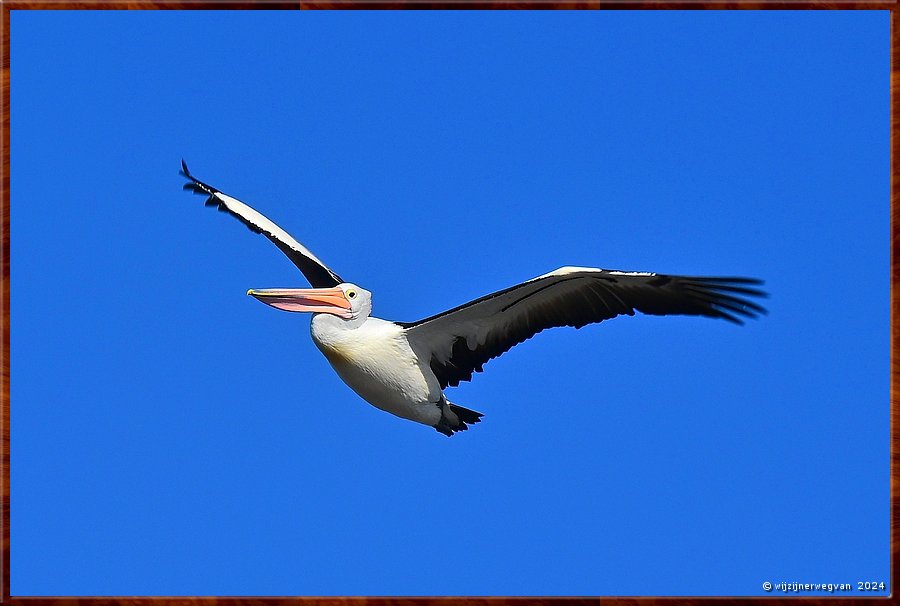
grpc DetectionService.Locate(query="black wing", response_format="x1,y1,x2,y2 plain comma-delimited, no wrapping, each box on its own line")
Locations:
403,267,767,389
180,160,344,288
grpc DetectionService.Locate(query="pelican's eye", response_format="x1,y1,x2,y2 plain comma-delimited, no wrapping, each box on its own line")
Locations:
347,290,357,299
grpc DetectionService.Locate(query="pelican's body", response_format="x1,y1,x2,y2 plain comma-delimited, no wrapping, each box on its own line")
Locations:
311,315,445,428
181,161,766,436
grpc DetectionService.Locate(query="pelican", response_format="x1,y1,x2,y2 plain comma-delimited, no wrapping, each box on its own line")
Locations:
181,161,766,436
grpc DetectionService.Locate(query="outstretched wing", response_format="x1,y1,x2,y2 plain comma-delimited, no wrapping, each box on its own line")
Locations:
403,266,767,389
180,160,344,288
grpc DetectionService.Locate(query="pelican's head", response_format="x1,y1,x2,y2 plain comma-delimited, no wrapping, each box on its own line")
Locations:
247,282,372,320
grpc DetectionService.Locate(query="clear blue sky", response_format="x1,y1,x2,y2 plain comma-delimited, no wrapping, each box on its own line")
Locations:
11,10,888,597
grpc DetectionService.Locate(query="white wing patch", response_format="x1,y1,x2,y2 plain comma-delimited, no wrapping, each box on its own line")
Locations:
214,192,332,269
531,266,606,281
607,270,656,277
530,266,656,280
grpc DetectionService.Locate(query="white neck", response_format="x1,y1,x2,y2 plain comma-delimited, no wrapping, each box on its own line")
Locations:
310,312,368,335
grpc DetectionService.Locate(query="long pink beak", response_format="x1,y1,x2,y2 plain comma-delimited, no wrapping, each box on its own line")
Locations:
247,287,352,317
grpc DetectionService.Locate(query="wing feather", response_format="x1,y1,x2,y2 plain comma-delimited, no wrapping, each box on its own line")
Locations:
403,267,767,388
180,160,344,288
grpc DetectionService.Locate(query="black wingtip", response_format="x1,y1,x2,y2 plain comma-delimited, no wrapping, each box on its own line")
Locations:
179,161,221,197
676,276,769,324
183,182,209,196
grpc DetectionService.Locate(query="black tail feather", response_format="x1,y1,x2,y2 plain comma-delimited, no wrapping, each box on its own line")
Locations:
448,403,484,426
433,402,484,437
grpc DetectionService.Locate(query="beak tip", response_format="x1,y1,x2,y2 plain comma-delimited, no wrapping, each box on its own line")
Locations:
246,289,254,296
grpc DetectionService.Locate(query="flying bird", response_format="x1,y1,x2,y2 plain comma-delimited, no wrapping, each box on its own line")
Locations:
181,161,766,436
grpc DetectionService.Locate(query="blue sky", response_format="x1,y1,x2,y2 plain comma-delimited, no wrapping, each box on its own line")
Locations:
11,10,888,597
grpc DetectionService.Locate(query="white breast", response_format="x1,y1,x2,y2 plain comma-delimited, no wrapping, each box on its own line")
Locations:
310,316,442,425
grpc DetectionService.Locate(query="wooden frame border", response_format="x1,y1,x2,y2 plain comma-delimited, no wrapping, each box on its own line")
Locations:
0,2,894,603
